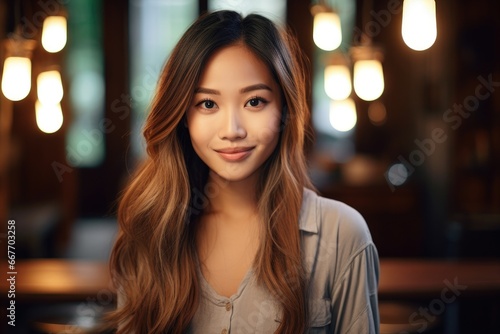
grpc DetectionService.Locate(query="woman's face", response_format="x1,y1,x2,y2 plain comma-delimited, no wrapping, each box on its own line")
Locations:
187,44,282,183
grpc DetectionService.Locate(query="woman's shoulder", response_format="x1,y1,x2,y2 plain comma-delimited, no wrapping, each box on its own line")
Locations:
300,188,379,294
300,188,374,249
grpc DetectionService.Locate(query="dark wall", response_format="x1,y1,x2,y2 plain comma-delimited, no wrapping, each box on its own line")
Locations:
2,0,499,259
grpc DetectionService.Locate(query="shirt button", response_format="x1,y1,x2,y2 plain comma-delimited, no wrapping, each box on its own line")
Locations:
225,302,231,311
221,329,228,334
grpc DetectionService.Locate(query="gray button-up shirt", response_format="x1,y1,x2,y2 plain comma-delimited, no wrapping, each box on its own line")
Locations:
189,188,380,333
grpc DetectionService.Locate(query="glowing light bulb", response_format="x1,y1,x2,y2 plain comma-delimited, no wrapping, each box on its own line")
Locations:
1,57,32,101
324,65,351,100
313,12,342,51
329,98,357,132
42,16,67,53
37,70,64,105
402,0,437,51
36,100,64,133
353,59,384,101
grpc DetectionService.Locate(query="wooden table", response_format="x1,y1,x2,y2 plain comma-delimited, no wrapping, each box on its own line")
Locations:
2,258,500,302
378,258,500,300
1,259,113,302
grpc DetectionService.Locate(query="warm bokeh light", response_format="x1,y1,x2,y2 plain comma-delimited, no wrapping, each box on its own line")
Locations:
313,12,342,51
35,100,64,134
324,64,352,100
353,59,384,101
368,101,387,125
37,70,64,105
329,98,357,132
1,56,32,101
42,16,68,53
402,0,437,51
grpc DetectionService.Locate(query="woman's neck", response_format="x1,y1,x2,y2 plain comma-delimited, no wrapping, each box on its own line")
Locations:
203,170,259,221
195,171,262,298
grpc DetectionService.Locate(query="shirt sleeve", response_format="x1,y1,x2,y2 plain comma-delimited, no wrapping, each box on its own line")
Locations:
330,242,380,334
315,196,380,334
303,196,380,334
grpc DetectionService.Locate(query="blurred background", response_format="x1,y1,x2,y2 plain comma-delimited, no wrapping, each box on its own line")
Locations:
0,0,499,333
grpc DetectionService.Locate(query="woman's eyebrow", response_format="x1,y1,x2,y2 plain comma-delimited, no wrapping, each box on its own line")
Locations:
195,87,220,95
194,83,272,95
240,83,272,93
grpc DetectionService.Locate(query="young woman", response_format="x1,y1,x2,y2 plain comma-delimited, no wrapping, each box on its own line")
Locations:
107,10,379,334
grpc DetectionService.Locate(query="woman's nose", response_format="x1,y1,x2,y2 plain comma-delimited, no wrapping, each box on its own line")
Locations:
218,108,247,140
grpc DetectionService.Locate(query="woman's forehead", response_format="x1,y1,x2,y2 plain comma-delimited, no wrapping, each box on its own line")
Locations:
196,44,279,93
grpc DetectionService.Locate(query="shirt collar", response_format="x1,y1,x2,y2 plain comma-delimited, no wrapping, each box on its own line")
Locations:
298,188,319,234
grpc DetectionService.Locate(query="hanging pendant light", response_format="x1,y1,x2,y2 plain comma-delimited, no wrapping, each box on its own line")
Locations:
37,70,64,105
35,100,64,134
325,64,351,100
324,52,351,100
351,45,384,101
41,15,67,53
36,68,65,134
329,98,357,132
1,37,36,101
311,3,342,51
402,0,437,51
353,59,384,101
2,57,31,101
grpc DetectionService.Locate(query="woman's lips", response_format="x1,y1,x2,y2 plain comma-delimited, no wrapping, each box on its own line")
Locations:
214,147,255,161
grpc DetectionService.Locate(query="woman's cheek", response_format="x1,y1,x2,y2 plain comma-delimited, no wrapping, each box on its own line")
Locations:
258,109,282,144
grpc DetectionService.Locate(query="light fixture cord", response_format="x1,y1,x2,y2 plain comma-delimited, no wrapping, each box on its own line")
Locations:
12,0,22,38
361,0,374,45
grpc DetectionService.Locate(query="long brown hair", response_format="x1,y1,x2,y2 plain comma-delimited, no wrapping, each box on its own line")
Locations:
107,10,314,333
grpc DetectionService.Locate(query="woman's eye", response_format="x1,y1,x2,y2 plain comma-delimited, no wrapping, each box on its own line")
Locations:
197,99,217,110
202,100,215,109
246,97,267,108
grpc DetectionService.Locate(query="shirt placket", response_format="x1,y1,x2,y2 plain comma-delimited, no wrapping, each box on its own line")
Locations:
219,299,233,334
